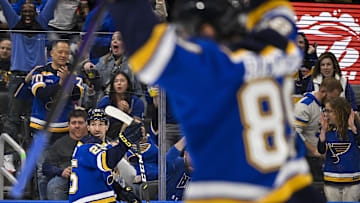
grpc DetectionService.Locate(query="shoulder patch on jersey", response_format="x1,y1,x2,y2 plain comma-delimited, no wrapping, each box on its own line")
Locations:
300,97,313,106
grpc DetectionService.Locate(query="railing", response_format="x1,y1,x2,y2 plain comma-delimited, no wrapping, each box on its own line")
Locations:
0,133,26,200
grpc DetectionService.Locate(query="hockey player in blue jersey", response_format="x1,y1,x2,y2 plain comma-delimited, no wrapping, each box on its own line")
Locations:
318,97,360,202
106,0,325,202
69,108,142,203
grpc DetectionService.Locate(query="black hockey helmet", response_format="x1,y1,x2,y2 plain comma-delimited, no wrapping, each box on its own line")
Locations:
170,0,250,40
87,108,109,125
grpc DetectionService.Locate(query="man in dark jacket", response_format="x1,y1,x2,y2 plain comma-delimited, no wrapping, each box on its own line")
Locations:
42,109,88,200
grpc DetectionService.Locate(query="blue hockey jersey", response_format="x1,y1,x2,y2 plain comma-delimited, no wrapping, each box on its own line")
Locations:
69,141,116,203
30,63,83,132
166,145,191,201
109,0,311,202
323,129,360,184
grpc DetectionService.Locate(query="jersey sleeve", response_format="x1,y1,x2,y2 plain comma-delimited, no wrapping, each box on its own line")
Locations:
294,102,311,140
31,69,60,98
71,75,84,100
31,70,46,97
76,144,112,172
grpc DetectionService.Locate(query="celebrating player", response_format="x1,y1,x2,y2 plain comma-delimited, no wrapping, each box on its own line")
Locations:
69,108,142,202
107,0,324,202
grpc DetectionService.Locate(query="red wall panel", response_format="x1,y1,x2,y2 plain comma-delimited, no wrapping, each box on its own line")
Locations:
291,2,360,84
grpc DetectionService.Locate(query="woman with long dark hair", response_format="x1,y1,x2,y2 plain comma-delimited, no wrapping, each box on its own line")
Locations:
307,52,357,110
97,70,144,139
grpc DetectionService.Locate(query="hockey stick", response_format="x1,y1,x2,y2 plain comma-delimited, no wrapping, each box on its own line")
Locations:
105,106,150,202
11,2,108,198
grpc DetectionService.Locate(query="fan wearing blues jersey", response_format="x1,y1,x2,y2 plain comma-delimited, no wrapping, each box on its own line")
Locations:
107,0,325,202
318,97,360,202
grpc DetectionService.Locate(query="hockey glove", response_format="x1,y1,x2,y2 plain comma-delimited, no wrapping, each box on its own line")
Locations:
113,181,141,203
119,122,143,148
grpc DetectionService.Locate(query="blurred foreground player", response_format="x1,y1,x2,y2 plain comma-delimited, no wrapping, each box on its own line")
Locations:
107,0,325,202
69,108,142,202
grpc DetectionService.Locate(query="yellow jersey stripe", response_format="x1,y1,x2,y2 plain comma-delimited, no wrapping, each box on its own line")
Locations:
30,122,69,132
150,121,158,135
13,82,24,98
324,176,360,183
294,120,307,127
286,42,296,55
186,199,251,203
259,174,312,202
40,71,54,76
129,23,168,73
260,45,275,56
186,174,312,203
247,1,293,30
91,197,116,203
78,85,84,98
32,83,46,96
101,151,111,171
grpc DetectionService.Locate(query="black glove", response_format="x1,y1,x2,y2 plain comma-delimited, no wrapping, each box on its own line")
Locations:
113,182,141,203
119,122,143,147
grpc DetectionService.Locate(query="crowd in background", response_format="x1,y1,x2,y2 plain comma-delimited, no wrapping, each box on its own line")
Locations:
0,0,359,201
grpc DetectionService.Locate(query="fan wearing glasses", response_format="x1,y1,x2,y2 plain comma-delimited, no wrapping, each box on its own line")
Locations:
318,97,360,202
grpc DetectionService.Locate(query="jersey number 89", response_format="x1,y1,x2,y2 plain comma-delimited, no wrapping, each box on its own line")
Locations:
238,78,293,173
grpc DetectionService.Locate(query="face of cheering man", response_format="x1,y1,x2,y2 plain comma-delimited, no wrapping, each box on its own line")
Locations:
0,40,11,60
87,120,109,142
51,41,71,69
20,3,37,26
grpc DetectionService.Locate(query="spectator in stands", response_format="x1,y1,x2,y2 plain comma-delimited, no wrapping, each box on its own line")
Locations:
296,32,317,66
318,97,360,202
82,8,115,64
295,33,317,95
31,40,83,200
97,70,144,140
295,59,313,95
294,78,343,196
0,0,58,142
95,31,142,99
46,0,89,60
42,109,88,200
0,38,11,88
30,40,83,143
166,137,192,201
306,52,358,111
47,0,88,38
0,38,11,71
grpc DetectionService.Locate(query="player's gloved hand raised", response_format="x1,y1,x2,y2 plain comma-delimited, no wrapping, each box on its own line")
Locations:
119,122,143,148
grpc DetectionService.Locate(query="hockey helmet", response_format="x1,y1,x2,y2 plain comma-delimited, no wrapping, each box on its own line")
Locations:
87,108,109,125
170,0,249,40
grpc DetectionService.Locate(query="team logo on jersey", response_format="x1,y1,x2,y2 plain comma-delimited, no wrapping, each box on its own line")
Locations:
176,173,191,189
45,97,56,111
327,143,351,164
